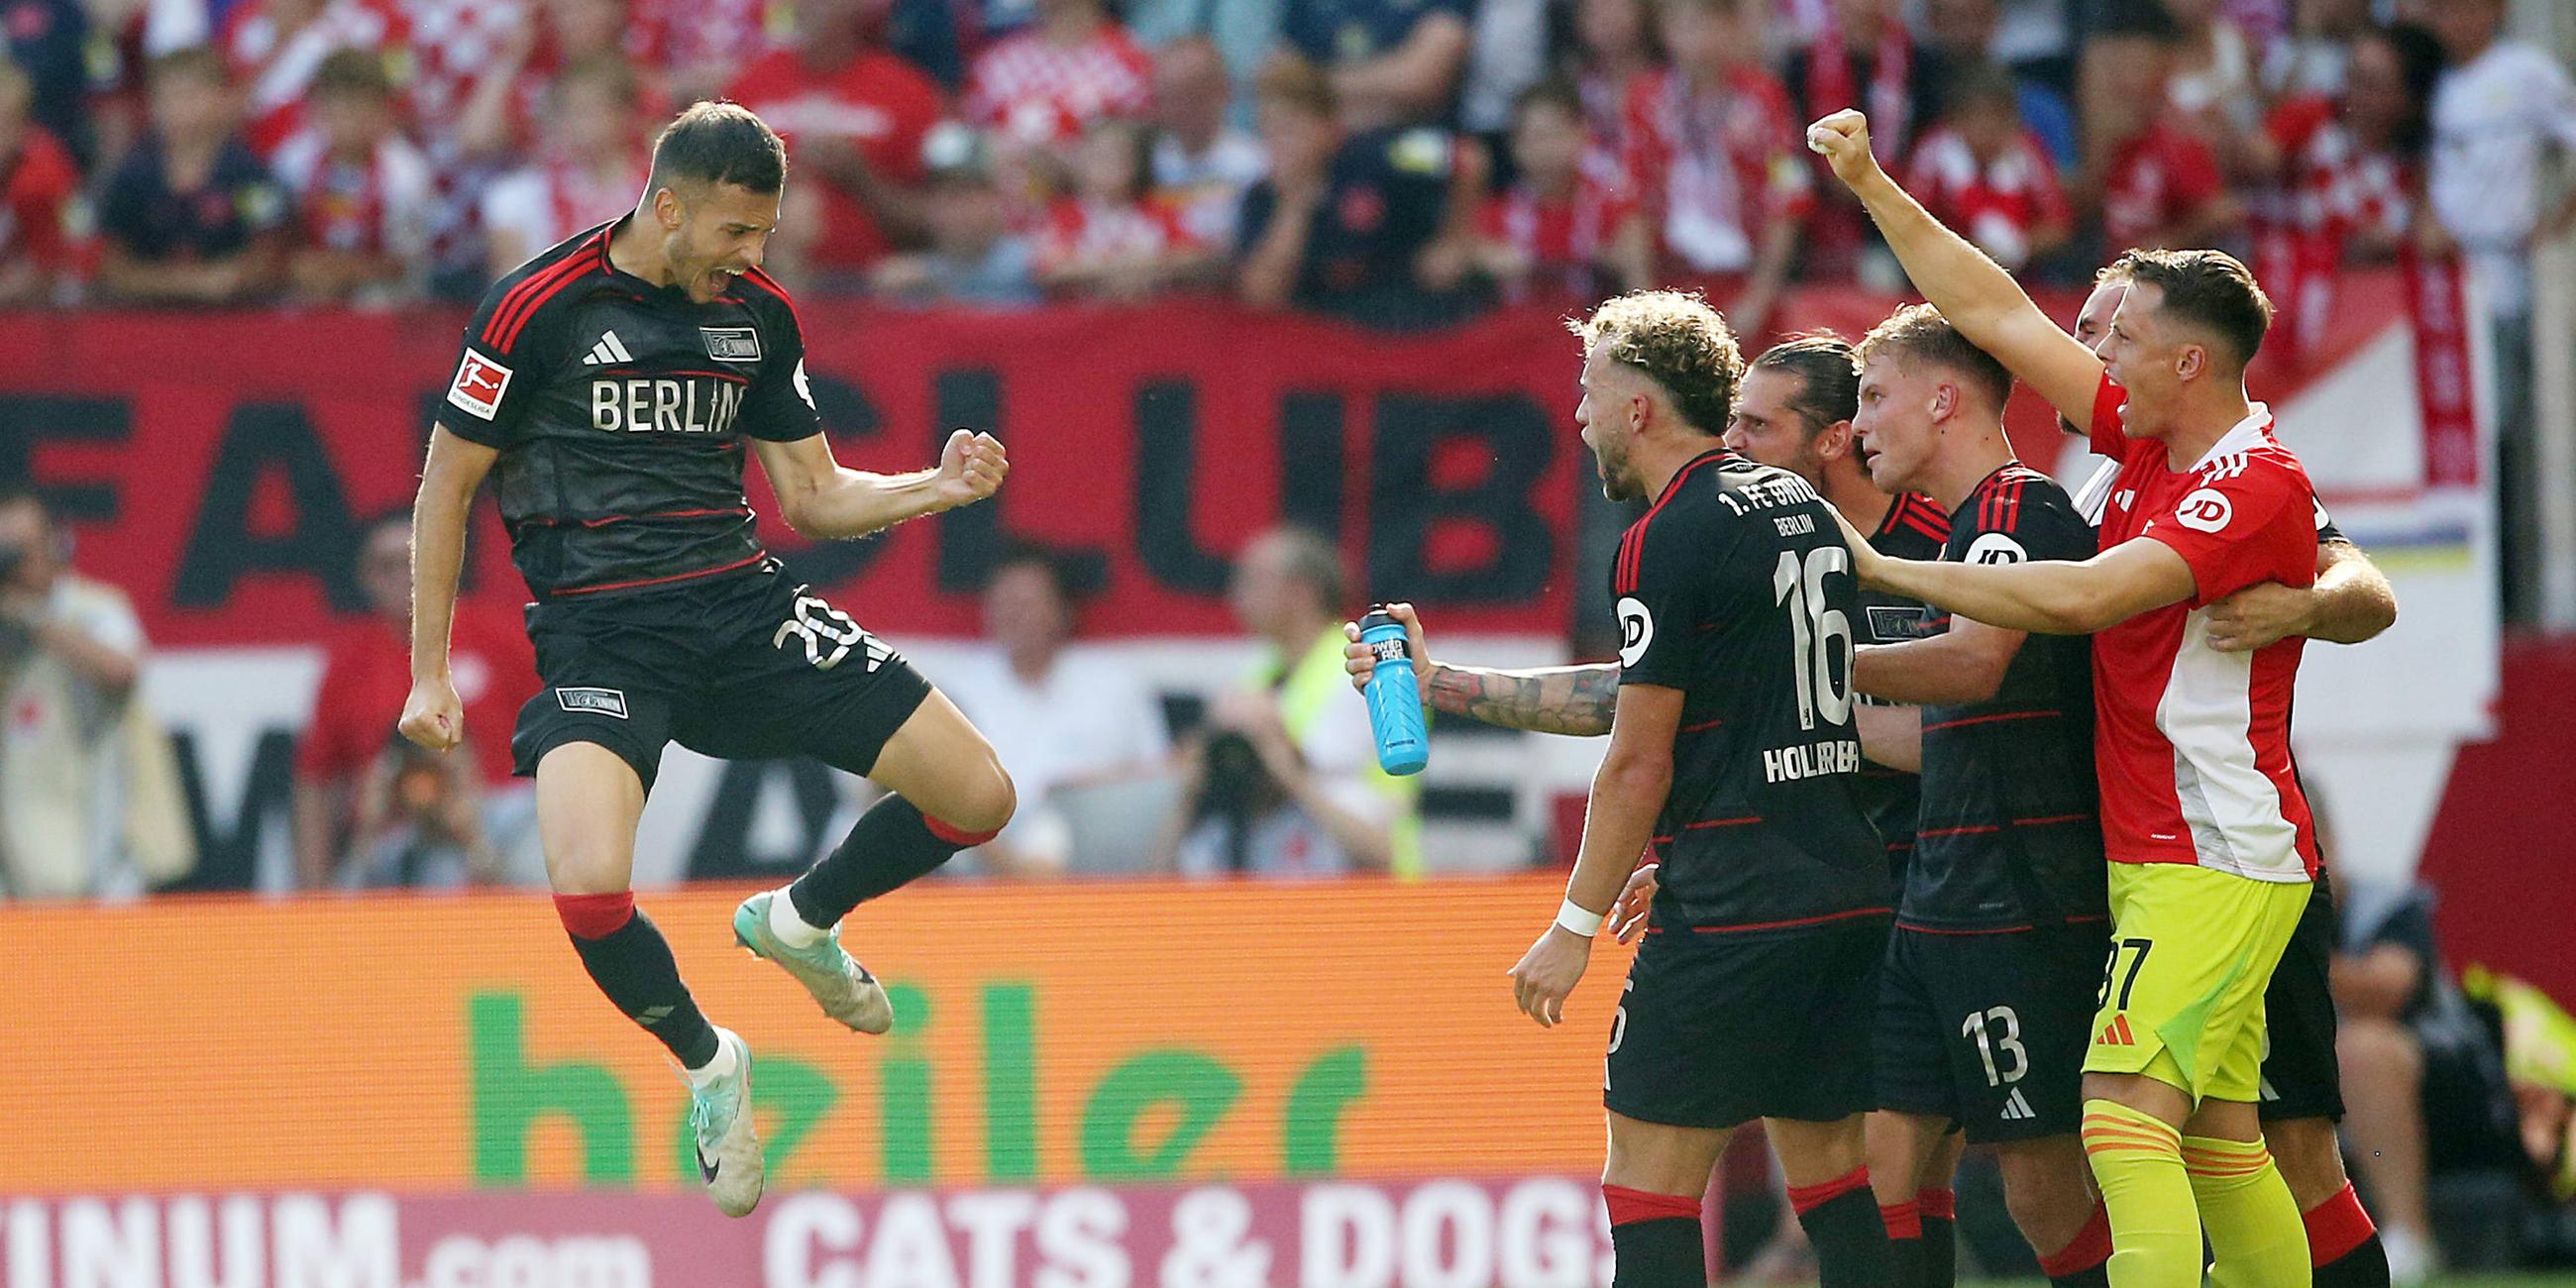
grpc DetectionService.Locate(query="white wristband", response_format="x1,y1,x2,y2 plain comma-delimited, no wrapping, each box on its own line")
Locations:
1555,898,1605,938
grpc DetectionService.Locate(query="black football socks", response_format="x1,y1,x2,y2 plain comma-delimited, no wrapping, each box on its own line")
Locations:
788,795,1000,931
556,892,718,1069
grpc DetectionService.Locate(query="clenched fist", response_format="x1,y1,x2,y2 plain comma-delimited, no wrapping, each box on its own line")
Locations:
1804,109,1884,190
935,429,1010,510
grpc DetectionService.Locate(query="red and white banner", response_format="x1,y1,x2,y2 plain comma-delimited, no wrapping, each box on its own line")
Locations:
0,1179,1611,1288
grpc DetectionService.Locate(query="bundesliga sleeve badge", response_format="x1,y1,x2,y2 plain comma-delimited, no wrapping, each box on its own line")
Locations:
447,350,514,421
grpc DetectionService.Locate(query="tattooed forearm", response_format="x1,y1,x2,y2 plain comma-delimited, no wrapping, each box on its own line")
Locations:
1425,663,1621,736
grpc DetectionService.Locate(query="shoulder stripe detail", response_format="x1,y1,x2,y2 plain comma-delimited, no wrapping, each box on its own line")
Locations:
486,230,609,353
741,265,802,322
1619,453,1726,592
481,254,589,350
1898,493,1950,542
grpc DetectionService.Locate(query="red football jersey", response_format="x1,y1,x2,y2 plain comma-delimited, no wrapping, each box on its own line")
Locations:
726,49,942,268
2085,374,2320,881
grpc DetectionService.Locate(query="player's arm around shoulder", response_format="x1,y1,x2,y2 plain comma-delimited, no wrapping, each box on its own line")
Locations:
2203,536,2400,652
1803,109,2103,425
1836,496,2196,636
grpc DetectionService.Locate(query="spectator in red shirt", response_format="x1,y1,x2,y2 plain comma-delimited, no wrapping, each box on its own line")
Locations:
1561,0,1659,171
727,0,944,285
2077,15,2241,254
2255,22,2442,359
0,56,80,305
217,0,407,157
1620,0,1808,336
965,0,1152,155
1905,62,2069,270
453,0,668,164
271,49,434,304
94,47,291,304
1467,79,1650,301
293,513,540,889
479,54,652,276
1783,0,1934,275
1036,116,1213,299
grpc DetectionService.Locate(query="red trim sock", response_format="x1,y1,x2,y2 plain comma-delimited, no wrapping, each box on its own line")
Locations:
553,891,636,938
1789,1168,1891,1288
2039,1202,2115,1282
552,892,718,1068
1881,1199,1926,1288
2306,1182,2390,1287
1786,1166,1874,1216
925,814,1003,847
1603,1186,1703,1287
1879,1199,1924,1241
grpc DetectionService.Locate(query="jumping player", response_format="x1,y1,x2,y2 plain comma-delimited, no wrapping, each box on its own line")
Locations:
401,103,1017,1219
1360,292,1895,1287
1812,107,2323,1285
2072,264,2407,1288
1844,304,2113,1288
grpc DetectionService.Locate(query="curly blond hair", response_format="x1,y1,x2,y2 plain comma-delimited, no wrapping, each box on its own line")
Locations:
1568,290,1743,435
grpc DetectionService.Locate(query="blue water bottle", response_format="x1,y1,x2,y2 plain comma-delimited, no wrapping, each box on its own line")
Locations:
1357,607,1431,777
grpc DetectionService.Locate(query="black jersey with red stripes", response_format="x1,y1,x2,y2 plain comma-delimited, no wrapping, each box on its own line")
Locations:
1905,464,2108,932
1855,491,1950,879
1615,447,1888,931
435,219,822,600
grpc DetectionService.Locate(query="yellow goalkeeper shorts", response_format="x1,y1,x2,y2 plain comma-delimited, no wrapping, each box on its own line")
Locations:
2082,861,2311,1104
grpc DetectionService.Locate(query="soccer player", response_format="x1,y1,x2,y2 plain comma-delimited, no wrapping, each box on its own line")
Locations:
1352,334,1947,1282
1357,292,1895,1287
1843,304,2113,1288
1810,107,2322,1286
401,103,1018,1219
2071,264,2406,1288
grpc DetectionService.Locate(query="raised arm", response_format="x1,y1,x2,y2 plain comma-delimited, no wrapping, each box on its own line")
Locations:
400,426,501,753
1805,110,2105,426
751,427,1008,542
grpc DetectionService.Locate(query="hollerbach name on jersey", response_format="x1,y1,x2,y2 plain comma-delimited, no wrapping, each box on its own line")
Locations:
1765,736,1863,784
590,376,747,436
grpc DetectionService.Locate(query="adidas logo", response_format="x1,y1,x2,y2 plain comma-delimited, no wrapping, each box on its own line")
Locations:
2095,1015,2137,1046
584,330,636,366
2000,1088,2036,1122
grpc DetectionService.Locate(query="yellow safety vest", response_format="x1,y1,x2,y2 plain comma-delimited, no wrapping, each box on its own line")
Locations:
1262,628,1424,879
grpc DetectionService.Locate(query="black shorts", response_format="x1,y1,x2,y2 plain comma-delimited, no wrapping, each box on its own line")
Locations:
510,560,934,793
2258,877,2344,1123
1876,921,2107,1143
1604,914,1888,1130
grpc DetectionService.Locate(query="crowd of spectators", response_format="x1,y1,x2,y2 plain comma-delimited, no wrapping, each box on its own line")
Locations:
3,0,2567,326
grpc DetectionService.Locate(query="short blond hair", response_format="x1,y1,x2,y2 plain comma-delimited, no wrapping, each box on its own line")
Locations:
1856,303,2012,412
1568,290,1743,435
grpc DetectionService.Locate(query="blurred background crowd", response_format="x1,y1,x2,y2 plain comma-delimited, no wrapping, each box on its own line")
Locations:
0,0,2562,326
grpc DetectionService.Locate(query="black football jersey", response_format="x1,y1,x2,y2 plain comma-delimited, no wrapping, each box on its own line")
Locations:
436,221,823,599
1614,448,1889,930
1855,492,1950,880
1905,464,2107,931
